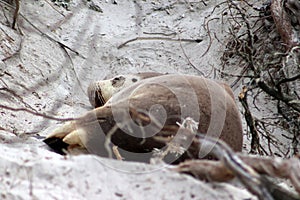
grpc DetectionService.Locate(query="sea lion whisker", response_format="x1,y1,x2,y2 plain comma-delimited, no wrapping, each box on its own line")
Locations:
97,90,106,106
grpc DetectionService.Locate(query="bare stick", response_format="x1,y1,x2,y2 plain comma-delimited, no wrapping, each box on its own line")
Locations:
271,0,299,50
171,127,300,199
112,146,124,160
12,0,20,29
178,36,205,76
196,133,273,200
257,79,300,112
200,18,219,58
0,104,77,121
118,36,202,49
172,154,300,200
276,74,300,86
238,86,261,154
0,0,85,58
43,0,65,17
174,155,300,199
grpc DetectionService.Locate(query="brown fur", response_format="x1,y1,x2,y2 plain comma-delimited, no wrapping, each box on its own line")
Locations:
44,74,243,162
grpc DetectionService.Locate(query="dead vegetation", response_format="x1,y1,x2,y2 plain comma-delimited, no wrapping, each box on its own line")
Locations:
172,125,300,200
213,0,300,157
0,1,299,199
173,1,299,199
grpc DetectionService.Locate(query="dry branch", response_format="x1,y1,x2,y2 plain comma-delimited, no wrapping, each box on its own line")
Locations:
0,104,77,121
175,153,300,194
239,86,261,154
0,0,85,58
12,0,19,29
196,134,273,200
112,145,124,160
178,37,205,76
220,0,300,157
118,36,202,49
257,79,300,113
271,0,299,50
175,156,300,200
170,128,300,200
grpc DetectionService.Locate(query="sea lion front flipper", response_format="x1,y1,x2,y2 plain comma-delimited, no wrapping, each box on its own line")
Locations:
43,106,114,154
46,121,77,139
62,128,86,147
43,121,78,154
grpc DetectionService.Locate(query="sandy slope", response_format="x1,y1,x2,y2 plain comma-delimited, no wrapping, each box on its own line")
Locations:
0,138,256,200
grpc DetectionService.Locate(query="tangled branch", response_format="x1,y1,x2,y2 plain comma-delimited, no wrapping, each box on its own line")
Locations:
169,127,300,200
220,0,300,157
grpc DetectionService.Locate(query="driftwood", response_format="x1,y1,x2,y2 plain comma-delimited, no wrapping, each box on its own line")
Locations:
174,154,300,195
170,127,300,200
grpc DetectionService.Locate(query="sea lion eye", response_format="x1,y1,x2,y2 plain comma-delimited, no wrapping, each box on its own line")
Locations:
132,78,137,82
111,76,125,87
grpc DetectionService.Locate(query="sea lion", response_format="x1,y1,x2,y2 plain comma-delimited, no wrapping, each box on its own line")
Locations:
44,73,243,163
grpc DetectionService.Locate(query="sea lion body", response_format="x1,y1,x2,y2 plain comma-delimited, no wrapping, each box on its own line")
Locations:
44,73,243,162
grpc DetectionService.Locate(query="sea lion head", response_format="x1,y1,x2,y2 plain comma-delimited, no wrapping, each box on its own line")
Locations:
87,72,163,108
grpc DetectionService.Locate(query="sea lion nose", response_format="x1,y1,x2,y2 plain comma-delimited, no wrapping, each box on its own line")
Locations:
94,89,106,107
87,82,106,108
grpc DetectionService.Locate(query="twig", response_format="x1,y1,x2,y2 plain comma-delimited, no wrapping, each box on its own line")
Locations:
271,0,299,50
0,87,36,111
257,79,300,112
178,36,204,76
43,0,65,17
143,31,176,36
12,0,19,29
174,154,300,199
230,1,257,73
276,74,300,86
201,17,219,57
230,65,251,88
211,65,254,82
195,131,274,200
169,127,300,199
238,86,261,154
104,124,120,159
220,0,299,156
0,0,85,58
0,104,77,121
118,36,202,49
112,145,124,160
